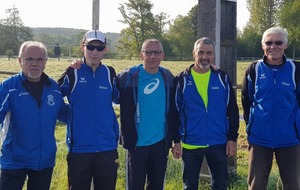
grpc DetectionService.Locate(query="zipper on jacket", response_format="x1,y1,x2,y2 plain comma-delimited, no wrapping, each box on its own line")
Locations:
38,105,42,170
272,69,278,145
273,70,277,84
205,108,209,145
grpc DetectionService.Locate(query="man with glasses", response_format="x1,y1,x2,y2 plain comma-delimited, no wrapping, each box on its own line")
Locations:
117,39,181,190
58,30,119,190
0,41,67,190
242,26,300,189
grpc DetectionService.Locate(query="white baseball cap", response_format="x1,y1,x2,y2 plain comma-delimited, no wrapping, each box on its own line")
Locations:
82,30,106,44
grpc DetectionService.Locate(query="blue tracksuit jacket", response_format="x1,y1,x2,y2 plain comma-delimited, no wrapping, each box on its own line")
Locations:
175,65,239,146
242,55,300,148
0,72,66,170
58,63,119,153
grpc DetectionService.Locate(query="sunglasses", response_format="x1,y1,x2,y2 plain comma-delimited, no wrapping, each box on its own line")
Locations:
264,41,284,46
85,44,106,51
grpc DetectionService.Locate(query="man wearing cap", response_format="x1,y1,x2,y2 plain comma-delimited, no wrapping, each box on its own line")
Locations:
58,30,119,190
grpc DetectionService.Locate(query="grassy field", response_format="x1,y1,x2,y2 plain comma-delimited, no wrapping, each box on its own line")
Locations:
0,58,281,189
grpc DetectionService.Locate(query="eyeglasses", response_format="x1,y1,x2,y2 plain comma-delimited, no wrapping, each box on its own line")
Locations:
142,50,163,56
85,44,106,51
22,57,47,63
264,41,284,46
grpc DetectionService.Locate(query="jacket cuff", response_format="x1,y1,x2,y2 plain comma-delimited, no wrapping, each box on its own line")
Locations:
228,133,239,142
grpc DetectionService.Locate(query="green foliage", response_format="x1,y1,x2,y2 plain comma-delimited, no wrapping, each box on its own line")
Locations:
118,0,162,56
237,25,262,57
165,15,197,60
117,28,140,58
117,0,197,60
189,5,198,37
279,0,300,50
246,0,283,33
279,0,300,32
163,4,197,60
239,1,300,58
0,6,33,55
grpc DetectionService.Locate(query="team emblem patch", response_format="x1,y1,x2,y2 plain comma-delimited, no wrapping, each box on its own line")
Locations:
47,95,55,106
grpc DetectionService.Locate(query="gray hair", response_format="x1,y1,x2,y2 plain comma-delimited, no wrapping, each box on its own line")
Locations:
141,39,164,51
261,27,288,44
18,41,48,58
193,37,215,52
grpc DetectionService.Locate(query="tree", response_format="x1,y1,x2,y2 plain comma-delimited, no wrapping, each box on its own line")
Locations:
0,6,33,55
163,5,197,60
246,0,283,34
165,15,196,60
189,5,198,37
154,12,170,34
279,0,300,59
237,0,300,58
117,0,168,57
237,25,262,58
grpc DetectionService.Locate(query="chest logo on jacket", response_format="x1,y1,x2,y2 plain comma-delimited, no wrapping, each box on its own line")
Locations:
144,78,159,95
47,95,55,106
259,74,266,80
79,77,87,83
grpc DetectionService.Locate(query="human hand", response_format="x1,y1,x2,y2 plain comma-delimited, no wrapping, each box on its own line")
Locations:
70,59,83,69
226,140,237,157
171,143,182,159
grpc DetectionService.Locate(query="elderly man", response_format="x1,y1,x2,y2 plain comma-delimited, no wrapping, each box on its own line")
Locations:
0,41,67,190
242,26,300,189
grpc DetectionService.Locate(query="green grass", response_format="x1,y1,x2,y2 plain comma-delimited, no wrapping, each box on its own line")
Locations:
0,58,281,189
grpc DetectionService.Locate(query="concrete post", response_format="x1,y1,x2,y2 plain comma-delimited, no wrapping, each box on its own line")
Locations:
197,0,237,183
92,0,99,30
91,2,99,189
